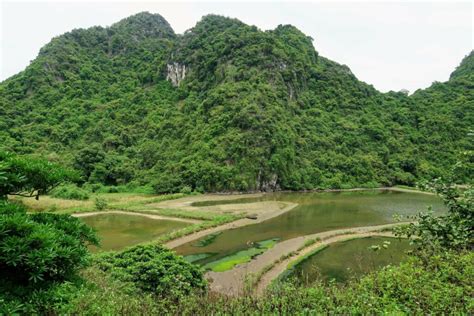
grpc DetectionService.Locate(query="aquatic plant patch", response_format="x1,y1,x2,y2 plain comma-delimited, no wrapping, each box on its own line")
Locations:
194,232,223,247
204,238,279,272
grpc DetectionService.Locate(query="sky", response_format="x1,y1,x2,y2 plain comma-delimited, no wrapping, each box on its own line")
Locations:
0,1,472,92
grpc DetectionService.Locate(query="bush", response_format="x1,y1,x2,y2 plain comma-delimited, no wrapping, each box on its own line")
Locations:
395,178,473,252
0,202,98,285
50,183,90,200
0,202,98,312
180,185,193,194
94,197,108,211
95,245,206,297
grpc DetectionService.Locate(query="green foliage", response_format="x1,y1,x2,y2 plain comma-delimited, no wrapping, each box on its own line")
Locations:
396,152,473,252
0,151,77,199
43,250,473,314
0,201,98,312
94,197,108,210
180,185,193,194
95,244,206,297
0,13,471,192
50,183,90,200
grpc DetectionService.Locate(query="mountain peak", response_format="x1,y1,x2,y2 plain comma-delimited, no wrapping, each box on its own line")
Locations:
449,50,474,80
111,11,175,39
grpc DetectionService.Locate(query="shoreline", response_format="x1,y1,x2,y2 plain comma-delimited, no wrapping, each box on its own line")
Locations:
72,210,202,224
188,186,434,196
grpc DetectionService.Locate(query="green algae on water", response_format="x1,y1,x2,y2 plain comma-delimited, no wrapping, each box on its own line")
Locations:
204,238,279,272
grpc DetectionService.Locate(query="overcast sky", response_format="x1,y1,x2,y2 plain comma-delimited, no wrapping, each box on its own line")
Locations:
1,1,472,92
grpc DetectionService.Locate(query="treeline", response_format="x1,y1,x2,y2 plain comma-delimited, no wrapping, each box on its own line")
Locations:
0,12,472,193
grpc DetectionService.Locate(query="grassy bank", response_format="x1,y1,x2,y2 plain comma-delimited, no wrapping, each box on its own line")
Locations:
12,192,188,214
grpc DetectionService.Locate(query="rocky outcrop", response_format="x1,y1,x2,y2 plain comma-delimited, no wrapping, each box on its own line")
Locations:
166,62,186,86
257,173,280,192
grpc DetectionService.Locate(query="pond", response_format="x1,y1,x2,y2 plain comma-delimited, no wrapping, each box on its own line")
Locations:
176,190,444,270
80,213,189,252
286,236,412,283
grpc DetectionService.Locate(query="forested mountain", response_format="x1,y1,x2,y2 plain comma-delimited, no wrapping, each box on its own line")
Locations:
0,12,472,192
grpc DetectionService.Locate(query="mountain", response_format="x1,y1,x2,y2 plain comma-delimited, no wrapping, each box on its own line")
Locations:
0,12,472,192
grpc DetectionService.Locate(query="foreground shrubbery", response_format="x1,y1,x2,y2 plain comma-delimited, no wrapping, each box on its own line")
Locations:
0,202,206,314
95,245,206,297
53,251,473,315
0,202,98,314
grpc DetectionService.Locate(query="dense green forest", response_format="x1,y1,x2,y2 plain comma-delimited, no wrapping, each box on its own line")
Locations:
0,12,472,192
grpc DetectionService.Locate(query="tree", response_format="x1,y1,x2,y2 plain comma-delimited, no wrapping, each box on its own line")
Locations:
0,151,78,200
0,153,97,313
73,146,105,181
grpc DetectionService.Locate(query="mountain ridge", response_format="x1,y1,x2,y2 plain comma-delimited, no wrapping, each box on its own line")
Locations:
1,12,472,192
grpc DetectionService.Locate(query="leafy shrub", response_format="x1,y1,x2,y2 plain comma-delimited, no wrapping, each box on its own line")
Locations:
96,245,206,297
180,185,193,194
113,183,155,194
396,173,473,252
50,183,90,200
0,202,98,286
0,201,98,311
107,186,120,193
94,197,108,210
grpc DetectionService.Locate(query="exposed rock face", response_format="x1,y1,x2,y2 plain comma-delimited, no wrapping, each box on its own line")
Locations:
258,173,280,192
166,62,186,86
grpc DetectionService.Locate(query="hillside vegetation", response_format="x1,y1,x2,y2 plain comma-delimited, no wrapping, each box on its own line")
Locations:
0,12,472,192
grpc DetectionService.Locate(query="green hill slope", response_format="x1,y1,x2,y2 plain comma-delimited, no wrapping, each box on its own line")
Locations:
0,12,472,192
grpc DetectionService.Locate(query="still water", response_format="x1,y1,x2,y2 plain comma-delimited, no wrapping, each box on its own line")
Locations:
176,190,444,268
288,236,412,283
81,213,189,251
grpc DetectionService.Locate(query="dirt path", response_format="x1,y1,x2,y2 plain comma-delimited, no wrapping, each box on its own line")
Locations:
72,210,202,224
164,202,298,249
206,223,405,296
